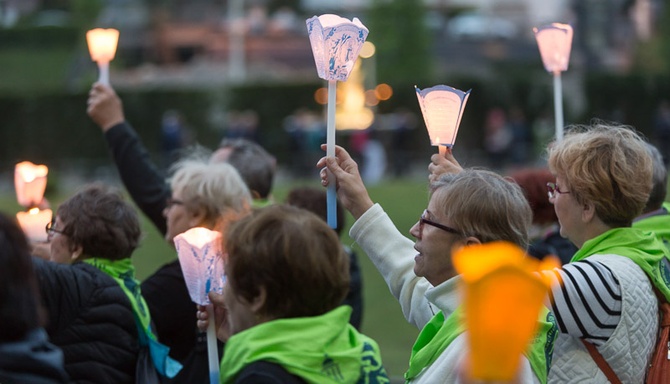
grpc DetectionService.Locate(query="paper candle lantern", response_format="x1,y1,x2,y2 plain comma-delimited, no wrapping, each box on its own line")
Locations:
453,241,559,382
306,14,369,229
416,85,471,155
14,161,48,208
174,227,223,384
533,23,573,142
17,208,52,243
86,28,120,85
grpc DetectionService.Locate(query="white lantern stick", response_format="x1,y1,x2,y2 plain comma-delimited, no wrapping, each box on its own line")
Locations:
415,85,471,156
86,28,120,85
306,14,369,229
16,208,52,243
174,227,224,384
533,23,573,142
14,161,48,208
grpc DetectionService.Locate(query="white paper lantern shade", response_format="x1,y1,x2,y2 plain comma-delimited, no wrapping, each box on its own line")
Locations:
306,14,369,82
416,85,471,150
174,227,225,306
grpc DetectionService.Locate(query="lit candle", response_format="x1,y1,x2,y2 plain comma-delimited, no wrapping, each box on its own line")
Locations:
174,227,224,384
14,161,48,208
415,85,471,156
86,28,120,85
306,14,369,229
17,208,52,243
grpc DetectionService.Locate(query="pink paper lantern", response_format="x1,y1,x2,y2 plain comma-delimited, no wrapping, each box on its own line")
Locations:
533,23,573,73
16,208,52,243
14,161,48,208
86,28,119,63
416,85,471,148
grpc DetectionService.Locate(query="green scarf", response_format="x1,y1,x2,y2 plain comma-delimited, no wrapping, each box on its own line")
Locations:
570,227,670,301
83,258,182,378
405,307,557,384
220,306,389,384
632,202,670,252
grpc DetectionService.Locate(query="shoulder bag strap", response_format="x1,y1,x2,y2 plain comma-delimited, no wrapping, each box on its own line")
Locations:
580,339,623,384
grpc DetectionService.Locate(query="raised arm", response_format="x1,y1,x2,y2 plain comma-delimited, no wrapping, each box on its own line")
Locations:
87,83,170,235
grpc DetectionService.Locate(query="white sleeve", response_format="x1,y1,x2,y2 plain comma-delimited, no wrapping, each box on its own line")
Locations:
541,259,622,346
349,203,436,329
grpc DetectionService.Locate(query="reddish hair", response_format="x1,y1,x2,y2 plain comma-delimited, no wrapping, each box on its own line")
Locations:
508,168,558,226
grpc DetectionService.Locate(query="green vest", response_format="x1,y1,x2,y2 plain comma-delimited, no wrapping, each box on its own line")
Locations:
570,227,670,301
405,307,557,384
220,306,389,384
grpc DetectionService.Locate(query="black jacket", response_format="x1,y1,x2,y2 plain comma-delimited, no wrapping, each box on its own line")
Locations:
34,258,138,384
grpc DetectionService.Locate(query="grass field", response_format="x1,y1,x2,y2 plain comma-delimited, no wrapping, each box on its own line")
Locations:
1,176,431,379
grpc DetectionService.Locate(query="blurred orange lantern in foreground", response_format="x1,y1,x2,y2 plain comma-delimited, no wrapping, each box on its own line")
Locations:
453,241,559,382
86,28,120,85
15,161,48,208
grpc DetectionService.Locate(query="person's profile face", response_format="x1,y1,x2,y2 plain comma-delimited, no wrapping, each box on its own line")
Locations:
223,278,258,335
48,216,74,264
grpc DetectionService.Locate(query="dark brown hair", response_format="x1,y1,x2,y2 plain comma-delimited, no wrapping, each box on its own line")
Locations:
225,204,349,319
57,183,141,260
0,212,44,341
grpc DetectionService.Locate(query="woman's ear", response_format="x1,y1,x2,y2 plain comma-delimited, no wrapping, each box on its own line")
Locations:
188,206,208,227
464,236,482,247
250,286,268,315
582,201,596,223
70,244,84,263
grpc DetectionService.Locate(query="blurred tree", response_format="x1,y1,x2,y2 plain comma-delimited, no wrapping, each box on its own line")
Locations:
632,1,670,75
367,0,433,85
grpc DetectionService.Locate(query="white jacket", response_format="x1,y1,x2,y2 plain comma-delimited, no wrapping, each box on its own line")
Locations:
350,204,540,383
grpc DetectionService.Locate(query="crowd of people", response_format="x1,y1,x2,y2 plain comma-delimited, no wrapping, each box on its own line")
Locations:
1,80,670,384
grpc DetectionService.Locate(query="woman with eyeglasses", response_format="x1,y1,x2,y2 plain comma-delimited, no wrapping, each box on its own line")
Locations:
34,183,180,383
539,124,670,383
429,123,670,383
318,146,557,383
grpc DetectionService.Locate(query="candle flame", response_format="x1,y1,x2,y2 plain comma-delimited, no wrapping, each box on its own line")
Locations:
28,207,40,215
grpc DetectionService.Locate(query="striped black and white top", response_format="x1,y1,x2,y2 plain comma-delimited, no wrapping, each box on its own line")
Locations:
541,259,622,346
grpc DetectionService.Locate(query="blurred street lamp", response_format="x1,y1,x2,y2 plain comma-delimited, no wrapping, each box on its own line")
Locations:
86,28,119,85
306,13,368,229
534,23,573,142
415,85,471,156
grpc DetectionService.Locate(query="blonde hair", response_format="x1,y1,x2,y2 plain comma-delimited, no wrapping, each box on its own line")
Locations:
431,169,532,249
547,122,652,227
170,159,252,228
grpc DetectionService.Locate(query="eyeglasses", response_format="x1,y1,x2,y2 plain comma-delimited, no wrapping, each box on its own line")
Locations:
45,221,66,237
547,182,570,200
419,209,462,236
166,197,185,208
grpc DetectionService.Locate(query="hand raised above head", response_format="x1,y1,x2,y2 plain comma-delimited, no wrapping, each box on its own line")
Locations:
86,82,125,132
429,147,464,184
316,144,374,220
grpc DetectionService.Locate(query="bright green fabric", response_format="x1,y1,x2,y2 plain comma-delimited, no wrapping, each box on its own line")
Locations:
251,198,273,209
220,306,389,384
83,258,182,377
570,227,670,301
404,307,557,384
633,204,670,252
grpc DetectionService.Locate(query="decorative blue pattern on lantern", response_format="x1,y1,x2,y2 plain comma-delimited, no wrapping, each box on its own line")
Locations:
174,227,226,306
306,14,369,82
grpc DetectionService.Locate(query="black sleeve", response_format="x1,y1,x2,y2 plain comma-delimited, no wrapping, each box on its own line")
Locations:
32,258,81,335
234,361,306,384
104,122,170,235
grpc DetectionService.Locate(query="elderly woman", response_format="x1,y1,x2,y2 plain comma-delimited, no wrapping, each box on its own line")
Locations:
542,124,670,383
0,213,68,383
318,146,556,383
35,184,179,383
202,205,388,383
141,159,252,381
